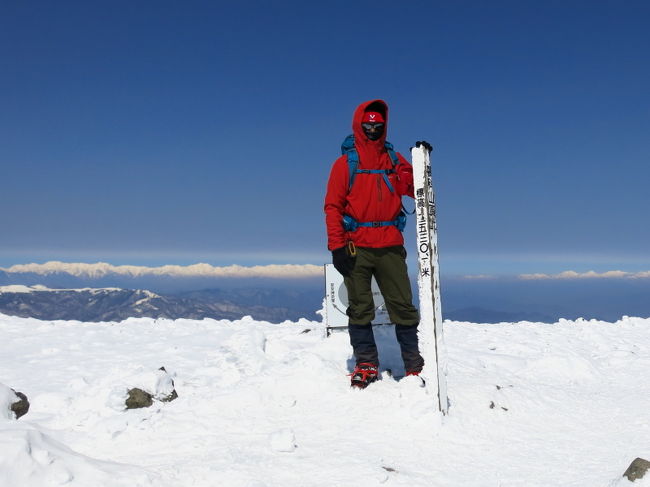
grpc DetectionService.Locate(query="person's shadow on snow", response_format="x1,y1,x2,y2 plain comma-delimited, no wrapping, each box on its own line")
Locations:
345,325,406,378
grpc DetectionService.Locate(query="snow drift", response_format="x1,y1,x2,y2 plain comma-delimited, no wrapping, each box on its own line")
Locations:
1,312,649,486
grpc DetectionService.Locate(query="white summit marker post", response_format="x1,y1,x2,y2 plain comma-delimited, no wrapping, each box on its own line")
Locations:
411,143,448,414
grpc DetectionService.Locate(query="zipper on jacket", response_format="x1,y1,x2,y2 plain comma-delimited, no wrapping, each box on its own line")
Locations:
377,176,382,201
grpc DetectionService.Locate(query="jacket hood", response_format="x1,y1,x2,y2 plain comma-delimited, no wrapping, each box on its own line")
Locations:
352,99,389,147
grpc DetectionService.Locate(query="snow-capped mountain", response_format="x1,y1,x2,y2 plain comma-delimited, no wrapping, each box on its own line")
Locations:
0,285,316,322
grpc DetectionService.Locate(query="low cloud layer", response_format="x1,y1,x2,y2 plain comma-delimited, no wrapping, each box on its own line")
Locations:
458,270,650,280
1,261,322,279
6,262,649,282
519,270,650,280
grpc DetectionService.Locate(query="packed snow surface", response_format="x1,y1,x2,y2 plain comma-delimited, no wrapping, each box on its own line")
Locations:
1,312,649,486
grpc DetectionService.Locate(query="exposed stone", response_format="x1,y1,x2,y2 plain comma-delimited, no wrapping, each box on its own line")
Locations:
125,388,153,409
623,457,650,482
158,367,178,402
10,390,30,419
160,389,178,403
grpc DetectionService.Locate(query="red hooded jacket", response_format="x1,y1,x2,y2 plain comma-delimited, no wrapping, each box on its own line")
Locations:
324,100,414,251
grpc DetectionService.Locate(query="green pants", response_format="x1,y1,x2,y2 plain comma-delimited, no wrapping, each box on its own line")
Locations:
344,246,419,326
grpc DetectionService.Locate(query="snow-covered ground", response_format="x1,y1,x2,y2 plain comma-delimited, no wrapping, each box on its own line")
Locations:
1,312,649,486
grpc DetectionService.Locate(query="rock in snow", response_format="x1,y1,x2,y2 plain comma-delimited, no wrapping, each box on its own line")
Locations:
624,458,650,482
124,368,178,409
125,388,153,409
0,383,29,419
11,391,30,419
1,312,649,486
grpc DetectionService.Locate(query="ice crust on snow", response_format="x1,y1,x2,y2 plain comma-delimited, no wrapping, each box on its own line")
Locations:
1,312,649,486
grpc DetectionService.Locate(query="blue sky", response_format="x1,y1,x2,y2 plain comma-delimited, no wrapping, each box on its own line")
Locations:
1,1,649,275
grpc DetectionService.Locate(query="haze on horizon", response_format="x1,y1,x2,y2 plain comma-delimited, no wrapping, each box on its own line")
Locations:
1,2,649,277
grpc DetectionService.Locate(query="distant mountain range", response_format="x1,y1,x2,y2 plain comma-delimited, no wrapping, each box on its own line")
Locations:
0,285,566,325
3,262,649,323
0,286,321,323
0,262,322,295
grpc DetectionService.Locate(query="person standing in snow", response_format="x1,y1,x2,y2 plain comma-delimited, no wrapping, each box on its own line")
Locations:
324,99,430,388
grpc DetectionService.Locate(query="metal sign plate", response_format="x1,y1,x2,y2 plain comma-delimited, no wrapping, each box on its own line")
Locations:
324,264,391,328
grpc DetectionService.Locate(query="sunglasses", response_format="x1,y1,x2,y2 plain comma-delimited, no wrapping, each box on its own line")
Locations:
361,122,385,131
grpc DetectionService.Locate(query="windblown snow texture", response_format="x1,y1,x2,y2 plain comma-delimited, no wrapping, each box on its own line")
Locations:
1,313,649,486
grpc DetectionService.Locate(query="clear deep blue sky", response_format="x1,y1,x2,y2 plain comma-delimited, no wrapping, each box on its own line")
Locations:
1,1,649,275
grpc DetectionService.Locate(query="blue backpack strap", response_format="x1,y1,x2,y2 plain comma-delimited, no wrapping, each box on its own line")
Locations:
381,141,399,193
384,141,400,167
353,169,395,193
383,141,400,191
342,212,407,233
341,136,399,193
341,134,358,192
339,137,408,233
385,141,414,215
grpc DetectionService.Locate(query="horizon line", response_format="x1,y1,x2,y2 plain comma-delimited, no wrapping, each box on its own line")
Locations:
2,261,650,281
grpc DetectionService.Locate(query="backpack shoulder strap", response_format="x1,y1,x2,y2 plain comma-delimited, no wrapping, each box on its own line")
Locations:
384,141,400,167
340,136,399,194
341,134,358,192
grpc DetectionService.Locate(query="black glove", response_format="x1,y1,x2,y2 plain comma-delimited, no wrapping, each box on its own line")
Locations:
415,140,433,153
332,246,356,277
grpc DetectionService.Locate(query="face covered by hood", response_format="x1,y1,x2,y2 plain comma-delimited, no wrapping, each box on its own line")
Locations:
352,99,389,148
